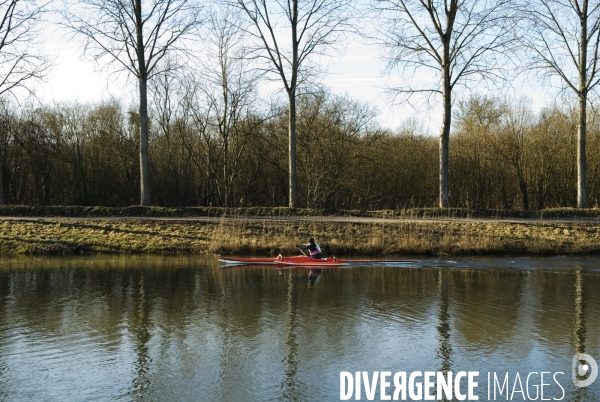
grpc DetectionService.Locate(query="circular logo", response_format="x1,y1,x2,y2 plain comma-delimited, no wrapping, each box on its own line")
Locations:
573,353,598,387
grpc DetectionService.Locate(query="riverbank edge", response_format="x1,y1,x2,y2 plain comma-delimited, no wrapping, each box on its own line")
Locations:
4,205,600,219
1,214,599,256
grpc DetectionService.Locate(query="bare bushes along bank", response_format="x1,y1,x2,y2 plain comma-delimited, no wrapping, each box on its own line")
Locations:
1,94,599,210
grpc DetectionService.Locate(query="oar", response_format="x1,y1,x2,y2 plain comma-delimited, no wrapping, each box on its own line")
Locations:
296,246,308,256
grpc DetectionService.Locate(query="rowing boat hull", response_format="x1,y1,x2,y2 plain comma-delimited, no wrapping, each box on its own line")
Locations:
277,257,351,266
218,255,417,267
218,256,282,265
218,255,342,266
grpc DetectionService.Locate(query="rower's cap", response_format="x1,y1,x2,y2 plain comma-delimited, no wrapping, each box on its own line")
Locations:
309,237,315,243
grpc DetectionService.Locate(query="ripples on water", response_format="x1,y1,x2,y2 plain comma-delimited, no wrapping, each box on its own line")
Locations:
0,255,598,401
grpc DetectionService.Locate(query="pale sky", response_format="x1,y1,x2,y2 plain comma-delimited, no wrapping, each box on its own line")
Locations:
38,15,549,135
41,37,412,129
37,9,438,133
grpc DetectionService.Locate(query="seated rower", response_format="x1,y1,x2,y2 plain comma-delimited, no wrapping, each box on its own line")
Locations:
297,237,322,259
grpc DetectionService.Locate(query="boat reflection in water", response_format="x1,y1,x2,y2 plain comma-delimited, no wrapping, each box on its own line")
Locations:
220,262,331,288
219,260,336,288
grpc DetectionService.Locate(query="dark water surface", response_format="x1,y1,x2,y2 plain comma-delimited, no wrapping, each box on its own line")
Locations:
0,255,599,401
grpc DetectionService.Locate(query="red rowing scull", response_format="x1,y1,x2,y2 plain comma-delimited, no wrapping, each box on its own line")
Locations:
218,255,417,267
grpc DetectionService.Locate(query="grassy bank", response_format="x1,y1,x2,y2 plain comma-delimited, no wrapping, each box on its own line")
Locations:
1,217,599,256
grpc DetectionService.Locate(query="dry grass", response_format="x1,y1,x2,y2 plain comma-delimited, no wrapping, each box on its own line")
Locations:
0,217,599,256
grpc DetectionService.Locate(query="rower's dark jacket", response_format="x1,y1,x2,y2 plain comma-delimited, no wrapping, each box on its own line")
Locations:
298,242,322,258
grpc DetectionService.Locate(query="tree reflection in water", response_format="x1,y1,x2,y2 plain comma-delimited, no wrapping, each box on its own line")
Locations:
282,272,299,400
437,268,452,397
0,256,598,400
573,269,588,402
132,272,151,397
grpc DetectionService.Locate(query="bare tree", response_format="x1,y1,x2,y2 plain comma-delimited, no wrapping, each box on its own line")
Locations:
196,9,260,207
0,0,51,204
495,98,535,210
152,9,262,207
61,0,201,205
373,0,512,208
517,0,600,208
233,0,353,208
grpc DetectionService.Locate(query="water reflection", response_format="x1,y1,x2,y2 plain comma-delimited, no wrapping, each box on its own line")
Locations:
132,273,151,397
573,269,588,402
0,256,598,400
437,269,452,373
282,273,299,400
308,269,321,288
575,270,586,354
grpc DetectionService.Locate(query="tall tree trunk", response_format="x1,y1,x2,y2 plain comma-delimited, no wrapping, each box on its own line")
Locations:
439,65,451,208
578,94,587,208
288,0,298,208
135,0,150,206
578,3,588,208
288,90,297,208
139,77,150,206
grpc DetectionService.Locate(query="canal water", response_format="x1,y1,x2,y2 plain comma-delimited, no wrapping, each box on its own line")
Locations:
0,255,599,401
